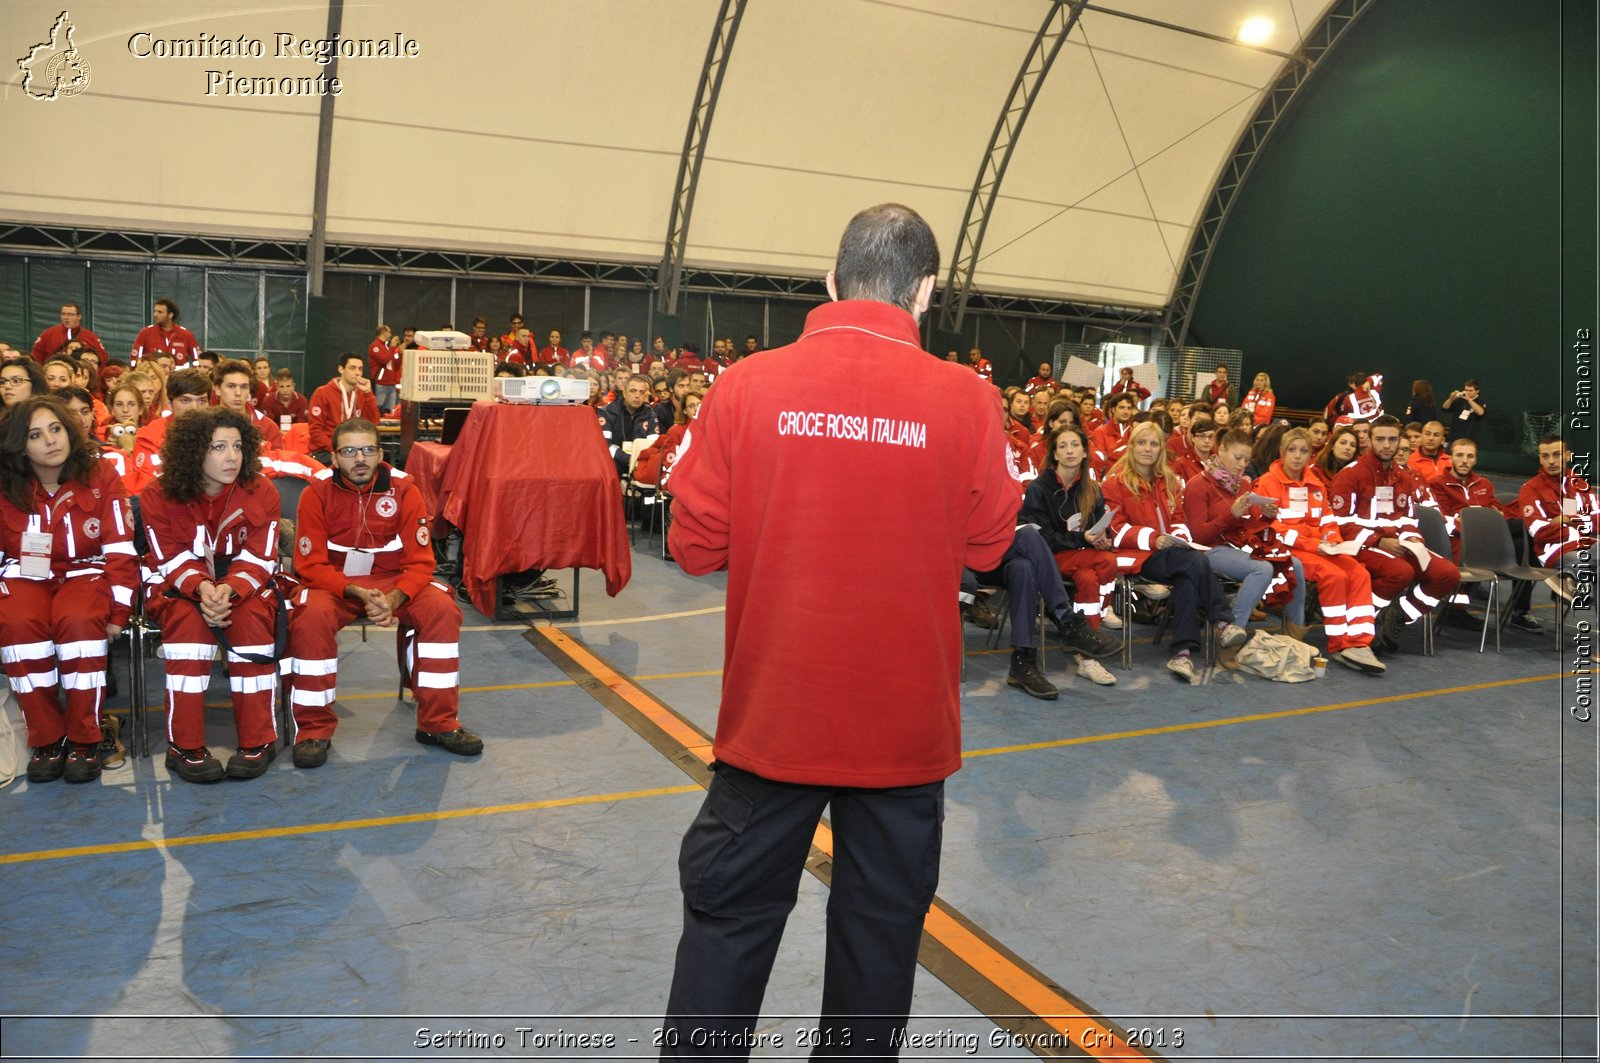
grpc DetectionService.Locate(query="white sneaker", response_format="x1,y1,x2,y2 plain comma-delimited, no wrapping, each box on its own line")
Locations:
1334,645,1387,673
1076,654,1117,686
1216,623,1250,649
1166,654,1198,683
1099,610,1123,630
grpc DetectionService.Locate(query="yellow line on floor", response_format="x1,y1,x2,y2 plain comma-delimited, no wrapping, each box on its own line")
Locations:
561,605,727,627
0,783,702,866
962,671,1573,760
536,625,1157,1061
331,669,724,701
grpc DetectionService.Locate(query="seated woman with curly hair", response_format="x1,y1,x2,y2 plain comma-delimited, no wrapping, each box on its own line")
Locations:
0,395,138,784
141,407,284,783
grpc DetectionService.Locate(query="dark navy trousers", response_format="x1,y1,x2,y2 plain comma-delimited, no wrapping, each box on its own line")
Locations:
662,763,944,1060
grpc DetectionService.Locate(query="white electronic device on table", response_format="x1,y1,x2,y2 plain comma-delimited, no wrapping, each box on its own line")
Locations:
494,376,591,405
414,330,474,350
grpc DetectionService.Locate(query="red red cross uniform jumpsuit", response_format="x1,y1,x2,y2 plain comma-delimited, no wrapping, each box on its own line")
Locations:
1088,420,1130,477
287,465,463,740
1255,458,1377,651
1326,452,1460,622
0,461,137,747
141,476,282,752
1518,468,1598,566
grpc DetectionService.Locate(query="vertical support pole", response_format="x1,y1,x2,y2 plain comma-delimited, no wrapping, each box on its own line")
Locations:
306,0,344,300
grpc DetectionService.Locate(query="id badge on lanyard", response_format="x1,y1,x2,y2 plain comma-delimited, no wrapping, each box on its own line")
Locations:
1374,486,1394,515
20,529,52,579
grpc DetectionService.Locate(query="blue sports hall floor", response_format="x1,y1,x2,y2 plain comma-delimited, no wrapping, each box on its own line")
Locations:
1,514,1595,1062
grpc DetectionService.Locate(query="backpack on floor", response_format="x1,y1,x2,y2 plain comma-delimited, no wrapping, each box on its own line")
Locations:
1235,632,1317,683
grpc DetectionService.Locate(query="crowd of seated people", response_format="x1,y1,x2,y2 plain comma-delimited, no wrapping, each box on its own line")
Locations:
2,300,1593,776
950,352,1592,698
0,298,763,785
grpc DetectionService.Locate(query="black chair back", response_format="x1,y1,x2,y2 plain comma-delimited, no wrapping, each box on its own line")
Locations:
1416,506,1452,559
1459,506,1517,572
273,476,308,522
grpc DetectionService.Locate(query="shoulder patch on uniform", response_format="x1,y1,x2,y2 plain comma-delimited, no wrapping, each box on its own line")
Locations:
1524,504,1534,516
311,405,321,417
416,524,430,547
298,536,312,556
1333,495,1345,511
83,518,101,538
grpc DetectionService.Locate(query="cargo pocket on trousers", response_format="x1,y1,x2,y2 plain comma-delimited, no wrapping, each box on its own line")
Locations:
679,769,755,913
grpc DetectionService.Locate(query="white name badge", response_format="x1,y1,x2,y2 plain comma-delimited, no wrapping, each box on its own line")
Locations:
1563,498,1580,516
280,415,292,431
1458,407,1471,420
1374,486,1394,515
342,550,374,577
20,530,52,578
1289,487,1309,503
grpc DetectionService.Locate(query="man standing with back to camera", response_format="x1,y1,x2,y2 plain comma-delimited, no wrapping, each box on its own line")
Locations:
659,204,1018,1058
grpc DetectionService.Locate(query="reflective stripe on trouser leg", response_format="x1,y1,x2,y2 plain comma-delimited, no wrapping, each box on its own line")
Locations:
52,576,116,744
286,587,350,742
1295,549,1375,653
0,581,70,747
1399,552,1459,623
219,596,280,748
1056,549,1123,631
398,585,463,734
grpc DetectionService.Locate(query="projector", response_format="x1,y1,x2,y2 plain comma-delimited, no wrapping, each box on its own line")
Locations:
495,376,592,405
414,330,474,350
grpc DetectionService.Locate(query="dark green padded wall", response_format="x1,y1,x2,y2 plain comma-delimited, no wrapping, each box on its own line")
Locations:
1189,0,1596,472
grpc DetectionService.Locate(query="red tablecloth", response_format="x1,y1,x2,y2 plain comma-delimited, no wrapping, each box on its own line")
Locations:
438,402,631,616
405,441,452,530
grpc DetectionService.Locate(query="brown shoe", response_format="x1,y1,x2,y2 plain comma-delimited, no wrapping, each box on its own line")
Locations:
415,728,484,757
99,715,127,770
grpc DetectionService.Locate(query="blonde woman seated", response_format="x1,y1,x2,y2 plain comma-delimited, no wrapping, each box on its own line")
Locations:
1254,427,1385,674
1101,421,1248,683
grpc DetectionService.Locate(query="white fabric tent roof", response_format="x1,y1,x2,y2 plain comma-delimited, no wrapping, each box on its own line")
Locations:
2,0,1334,310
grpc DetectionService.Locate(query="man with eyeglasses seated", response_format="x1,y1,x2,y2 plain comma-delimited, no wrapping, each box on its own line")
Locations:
286,418,481,769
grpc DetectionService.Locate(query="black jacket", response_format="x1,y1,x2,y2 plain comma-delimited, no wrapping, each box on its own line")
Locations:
598,398,657,477
1020,468,1107,554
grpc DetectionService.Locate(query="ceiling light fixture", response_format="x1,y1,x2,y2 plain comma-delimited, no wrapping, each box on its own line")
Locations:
1237,16,1275,45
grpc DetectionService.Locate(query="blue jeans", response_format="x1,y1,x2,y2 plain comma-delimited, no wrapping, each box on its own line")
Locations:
1207,547,1307,628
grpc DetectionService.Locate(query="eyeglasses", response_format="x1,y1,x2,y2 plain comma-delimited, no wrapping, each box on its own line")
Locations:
336,445,380,458
0,376,29,387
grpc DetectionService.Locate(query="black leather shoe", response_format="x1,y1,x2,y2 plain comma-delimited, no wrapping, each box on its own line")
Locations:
27,739,68,784
293,738,331,769
415,728,484,756
226,743,277,779
1005,653,1058,701
165,745,225,784
63,743,102,784
1507,612,1543,633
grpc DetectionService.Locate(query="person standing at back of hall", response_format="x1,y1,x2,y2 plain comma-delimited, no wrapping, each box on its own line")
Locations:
659,204,1019,1058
